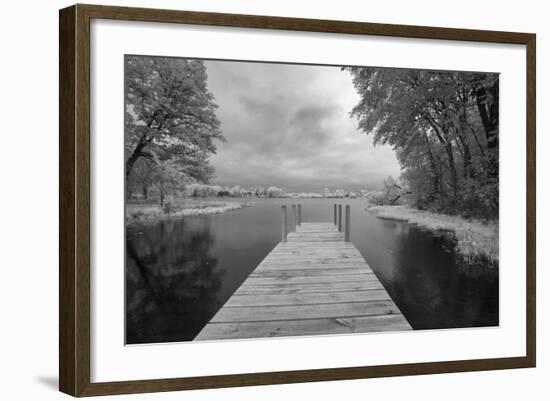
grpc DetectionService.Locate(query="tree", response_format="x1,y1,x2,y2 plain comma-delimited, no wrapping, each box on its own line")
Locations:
187,183,220,198
125,56,224,182
266,186,285,198
229,185,245,197
345,66,499,218
471,75,499,181
253,186,265,197
126,157,154,199
365,176,409,205
150,158,189,207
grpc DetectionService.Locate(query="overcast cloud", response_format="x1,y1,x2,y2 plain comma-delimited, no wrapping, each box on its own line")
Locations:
204,60,400,192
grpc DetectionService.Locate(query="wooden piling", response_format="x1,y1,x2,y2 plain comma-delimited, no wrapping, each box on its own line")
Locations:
281,205,287,242
292,205,297,232
333,204,337,225
338,204,342,232
289,205,293,231
298,204,302,225
345,205,351,242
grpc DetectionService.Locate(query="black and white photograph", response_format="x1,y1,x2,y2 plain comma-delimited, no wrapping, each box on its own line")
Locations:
1,0,544,398
124,55,499,344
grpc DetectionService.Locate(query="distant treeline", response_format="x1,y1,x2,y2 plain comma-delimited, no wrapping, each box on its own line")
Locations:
346,67,499,219
188,184,285,198
128,184,369,201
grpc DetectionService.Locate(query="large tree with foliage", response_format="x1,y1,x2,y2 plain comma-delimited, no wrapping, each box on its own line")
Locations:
125,56,224,192
346,67,499,218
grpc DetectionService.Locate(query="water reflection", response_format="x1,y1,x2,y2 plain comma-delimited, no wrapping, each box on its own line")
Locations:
126,218,224,344
126,198,498,344
369,220,498,329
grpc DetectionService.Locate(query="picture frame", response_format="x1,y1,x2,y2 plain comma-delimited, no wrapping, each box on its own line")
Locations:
59,3,536,397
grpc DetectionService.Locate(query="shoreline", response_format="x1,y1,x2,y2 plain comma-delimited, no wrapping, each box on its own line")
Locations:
367,205,498,267
126,200,250,227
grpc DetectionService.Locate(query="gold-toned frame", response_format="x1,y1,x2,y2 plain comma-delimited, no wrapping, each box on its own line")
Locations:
59,4,536,396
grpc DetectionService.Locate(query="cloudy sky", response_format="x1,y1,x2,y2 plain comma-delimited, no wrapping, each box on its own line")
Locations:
204,59,400,192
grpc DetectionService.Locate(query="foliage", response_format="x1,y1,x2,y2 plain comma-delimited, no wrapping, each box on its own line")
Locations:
346,67,499,219
150,156,193,206
266,186,285,198
187,183,221,198
125,56,224,205
365,176,409,205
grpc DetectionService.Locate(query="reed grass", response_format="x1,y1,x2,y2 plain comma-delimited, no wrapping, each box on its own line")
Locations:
367,205,498,267
126,200,249,226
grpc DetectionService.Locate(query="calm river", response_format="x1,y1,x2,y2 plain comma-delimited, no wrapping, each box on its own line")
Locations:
126,198,498,344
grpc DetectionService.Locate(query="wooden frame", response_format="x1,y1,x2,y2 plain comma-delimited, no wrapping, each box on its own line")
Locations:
59,3,536,397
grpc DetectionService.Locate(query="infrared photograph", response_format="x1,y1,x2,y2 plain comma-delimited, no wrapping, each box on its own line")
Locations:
124,56,499,344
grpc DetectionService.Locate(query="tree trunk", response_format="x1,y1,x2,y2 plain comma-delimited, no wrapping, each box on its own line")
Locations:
445,141,459,205
142,185,148,200
458,135,473,179
125,140,147,179
475,81,499,181
470,126,487,158
423,133,440,199
457,93,473,179
424,118,458,205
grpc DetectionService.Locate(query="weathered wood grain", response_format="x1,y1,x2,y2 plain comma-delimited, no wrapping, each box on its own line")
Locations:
196,315,411,340
224,290,392,307
195,222,411,340
235,280,385,295
243,273,379,285
211,301,401,323
250,267,372,277
256,263,373,272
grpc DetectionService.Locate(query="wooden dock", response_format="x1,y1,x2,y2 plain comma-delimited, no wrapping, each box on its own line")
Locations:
195,204,411,341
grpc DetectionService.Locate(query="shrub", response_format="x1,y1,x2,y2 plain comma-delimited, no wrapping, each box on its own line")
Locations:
162,201,174,214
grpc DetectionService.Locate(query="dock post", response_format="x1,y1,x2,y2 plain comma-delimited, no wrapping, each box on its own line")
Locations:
333,204,337,225
291,204,297,232
298,204,302,225
345,205,351,242
338,204,342,232
281,205,288,242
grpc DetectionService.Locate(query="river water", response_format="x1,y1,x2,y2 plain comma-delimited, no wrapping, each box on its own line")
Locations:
126,198,498,344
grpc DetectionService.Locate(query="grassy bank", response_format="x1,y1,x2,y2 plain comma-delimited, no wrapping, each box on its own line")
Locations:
126,199,250,226
367,205,498,267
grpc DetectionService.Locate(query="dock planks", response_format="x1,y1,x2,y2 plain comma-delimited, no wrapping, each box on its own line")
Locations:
195,222,411,340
